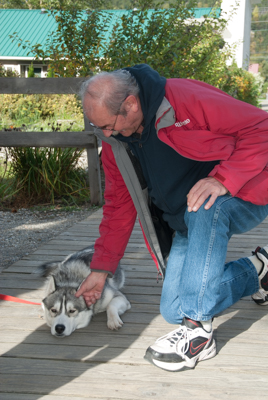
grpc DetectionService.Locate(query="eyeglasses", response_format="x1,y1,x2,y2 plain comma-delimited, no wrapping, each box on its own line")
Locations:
89,97,127,136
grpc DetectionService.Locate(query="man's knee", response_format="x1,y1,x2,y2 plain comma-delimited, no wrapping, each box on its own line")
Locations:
160,301,182,324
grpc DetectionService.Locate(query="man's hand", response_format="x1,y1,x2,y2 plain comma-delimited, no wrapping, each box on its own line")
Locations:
75,271,108,307
187,177,228,212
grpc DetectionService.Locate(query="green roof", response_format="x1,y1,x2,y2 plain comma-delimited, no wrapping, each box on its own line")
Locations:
0,9,58,58
0,8,220,59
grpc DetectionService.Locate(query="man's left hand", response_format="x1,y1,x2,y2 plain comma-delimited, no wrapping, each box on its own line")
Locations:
187,177,228,212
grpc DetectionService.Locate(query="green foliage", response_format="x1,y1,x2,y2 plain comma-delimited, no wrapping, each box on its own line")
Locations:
47,65,55,77
0,94,83,127
6,1,259,105
16,7,113,77
11,0,259,104
0,0,108,10
18,0,235,87
250,5,268,82
28,63,35,77
219,63,261,107
2,146,89,206
0,0,219,9
259,59,268,84
99,0,233,87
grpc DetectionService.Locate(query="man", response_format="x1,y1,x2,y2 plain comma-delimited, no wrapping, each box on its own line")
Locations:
76,64,268,372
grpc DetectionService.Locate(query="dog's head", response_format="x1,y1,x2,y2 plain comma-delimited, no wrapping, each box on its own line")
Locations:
38,246,95,337
42,274,93,337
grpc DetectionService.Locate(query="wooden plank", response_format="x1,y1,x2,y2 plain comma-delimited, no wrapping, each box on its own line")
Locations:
0,131,95,147
0,77,86,94
3,262,156,274
1,356,268,385
0,395,104,400
13,253,152,262
2,316,268,345
1,371,268,400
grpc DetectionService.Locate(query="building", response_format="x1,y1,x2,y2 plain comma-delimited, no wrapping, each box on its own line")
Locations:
221,0,261,70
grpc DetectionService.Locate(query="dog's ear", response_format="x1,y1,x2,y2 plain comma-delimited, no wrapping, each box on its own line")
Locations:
45,275,57,295
34,262,60,278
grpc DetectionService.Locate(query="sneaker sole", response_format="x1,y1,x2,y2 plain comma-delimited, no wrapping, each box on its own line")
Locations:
144,339,217,372
252,298,268,306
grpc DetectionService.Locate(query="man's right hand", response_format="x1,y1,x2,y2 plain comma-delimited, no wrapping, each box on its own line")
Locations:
75,271,108,307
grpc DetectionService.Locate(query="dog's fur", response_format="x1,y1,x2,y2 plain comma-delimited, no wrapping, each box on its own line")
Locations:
37,245,131,337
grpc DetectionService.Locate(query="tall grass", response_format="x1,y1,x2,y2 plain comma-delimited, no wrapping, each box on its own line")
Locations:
8,147,88,205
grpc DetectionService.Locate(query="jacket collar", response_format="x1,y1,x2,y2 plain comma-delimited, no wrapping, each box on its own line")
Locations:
155,97,176,133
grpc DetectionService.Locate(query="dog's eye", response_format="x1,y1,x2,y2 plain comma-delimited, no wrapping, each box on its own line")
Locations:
51,308,57,314
69,309,76,314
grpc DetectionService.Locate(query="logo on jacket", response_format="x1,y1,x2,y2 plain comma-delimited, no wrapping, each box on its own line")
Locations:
175,119,190,128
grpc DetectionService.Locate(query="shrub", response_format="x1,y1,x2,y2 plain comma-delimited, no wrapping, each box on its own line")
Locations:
219,63,261,107
2,146,89,207
0,94,83,126
28,63,35,77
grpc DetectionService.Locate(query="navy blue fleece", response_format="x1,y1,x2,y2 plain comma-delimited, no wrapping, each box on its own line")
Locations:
116,64,218,233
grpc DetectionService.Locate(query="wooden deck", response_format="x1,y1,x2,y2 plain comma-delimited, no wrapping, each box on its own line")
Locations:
1,208,268,400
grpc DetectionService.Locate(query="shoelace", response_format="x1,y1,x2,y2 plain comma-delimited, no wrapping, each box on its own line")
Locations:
156,326,189,355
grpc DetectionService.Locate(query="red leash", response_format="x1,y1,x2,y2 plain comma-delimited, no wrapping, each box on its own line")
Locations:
0,293,41,305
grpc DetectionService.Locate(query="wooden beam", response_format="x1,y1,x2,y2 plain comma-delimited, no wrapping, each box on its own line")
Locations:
0,131,95,148
0,77,87,94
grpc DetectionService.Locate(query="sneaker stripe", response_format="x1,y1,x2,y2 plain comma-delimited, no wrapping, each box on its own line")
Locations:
188,319,199,327
189,339,209,356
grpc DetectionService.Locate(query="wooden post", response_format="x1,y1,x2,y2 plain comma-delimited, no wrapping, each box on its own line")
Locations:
84,114,103,206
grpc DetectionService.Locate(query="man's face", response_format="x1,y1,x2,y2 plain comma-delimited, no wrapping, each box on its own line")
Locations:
83,95,144,137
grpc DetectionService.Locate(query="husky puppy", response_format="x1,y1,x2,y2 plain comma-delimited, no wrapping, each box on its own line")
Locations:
38,245,131,337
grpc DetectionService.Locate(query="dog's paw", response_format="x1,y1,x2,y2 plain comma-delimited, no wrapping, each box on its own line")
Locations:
107,314,124,330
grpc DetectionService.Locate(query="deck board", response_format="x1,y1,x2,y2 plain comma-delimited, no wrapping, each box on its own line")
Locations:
1,208,268,400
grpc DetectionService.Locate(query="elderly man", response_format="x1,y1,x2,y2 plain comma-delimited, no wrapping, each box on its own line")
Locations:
76,64,268,372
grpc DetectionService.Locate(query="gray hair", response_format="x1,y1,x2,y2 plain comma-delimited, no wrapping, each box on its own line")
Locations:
79,69,140,115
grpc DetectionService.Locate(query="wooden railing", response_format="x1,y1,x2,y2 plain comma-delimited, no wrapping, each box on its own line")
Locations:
0,77,102,205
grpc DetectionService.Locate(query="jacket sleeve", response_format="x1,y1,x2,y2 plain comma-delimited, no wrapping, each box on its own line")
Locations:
90,141,137,276
206,98,268,196
165,79,268,197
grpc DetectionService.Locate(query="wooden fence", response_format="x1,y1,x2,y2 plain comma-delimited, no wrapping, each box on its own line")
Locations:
0,77,102,205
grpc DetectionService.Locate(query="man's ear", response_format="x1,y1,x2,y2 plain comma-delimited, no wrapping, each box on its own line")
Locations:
124,95,139,112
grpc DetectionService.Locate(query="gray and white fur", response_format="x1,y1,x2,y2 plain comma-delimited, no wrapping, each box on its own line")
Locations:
37,245,131,337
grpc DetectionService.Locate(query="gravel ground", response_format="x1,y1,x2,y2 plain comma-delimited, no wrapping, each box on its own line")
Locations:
0,206,96,272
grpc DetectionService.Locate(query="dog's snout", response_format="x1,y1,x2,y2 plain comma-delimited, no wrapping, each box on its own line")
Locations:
55,324,65,335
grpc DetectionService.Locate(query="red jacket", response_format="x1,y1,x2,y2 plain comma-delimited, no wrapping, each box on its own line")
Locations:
91,78,268,275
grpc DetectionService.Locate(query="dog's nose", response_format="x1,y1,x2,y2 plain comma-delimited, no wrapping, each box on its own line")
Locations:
55,324,65,335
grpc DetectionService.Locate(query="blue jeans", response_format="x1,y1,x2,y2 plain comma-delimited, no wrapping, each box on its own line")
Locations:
160,195,268,324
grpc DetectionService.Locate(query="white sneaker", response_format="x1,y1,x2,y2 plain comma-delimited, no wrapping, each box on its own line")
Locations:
251,246,268,305
252,288,268,306
144,317,216,372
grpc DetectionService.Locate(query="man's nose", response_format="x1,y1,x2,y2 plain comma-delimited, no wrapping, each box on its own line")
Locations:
102,129,113,137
